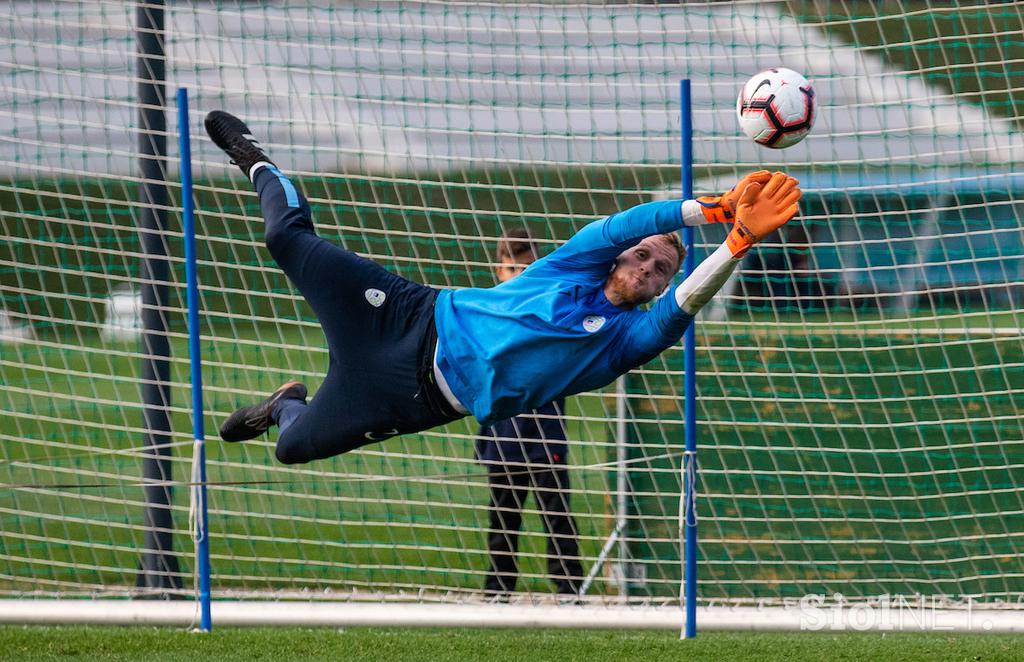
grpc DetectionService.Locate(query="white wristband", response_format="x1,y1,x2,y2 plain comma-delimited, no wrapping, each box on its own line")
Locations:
681,199,706,227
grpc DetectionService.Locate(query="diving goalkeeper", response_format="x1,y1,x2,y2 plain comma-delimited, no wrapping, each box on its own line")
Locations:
205,111,802,465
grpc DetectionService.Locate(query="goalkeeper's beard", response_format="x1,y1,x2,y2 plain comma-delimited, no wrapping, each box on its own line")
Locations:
604,267,656,309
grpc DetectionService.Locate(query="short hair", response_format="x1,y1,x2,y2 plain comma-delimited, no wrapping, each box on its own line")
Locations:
657,232,686,272
496,227,538,262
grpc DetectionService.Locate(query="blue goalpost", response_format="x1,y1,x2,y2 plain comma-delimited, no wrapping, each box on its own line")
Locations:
178,87,212,632
680,79,698,640
172,81,697,636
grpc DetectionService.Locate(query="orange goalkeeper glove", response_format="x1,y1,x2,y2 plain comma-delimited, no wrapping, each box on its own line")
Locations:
695,170,772,224
726,171,802,258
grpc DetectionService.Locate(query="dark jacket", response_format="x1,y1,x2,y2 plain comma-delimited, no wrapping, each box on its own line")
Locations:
475,399,568,465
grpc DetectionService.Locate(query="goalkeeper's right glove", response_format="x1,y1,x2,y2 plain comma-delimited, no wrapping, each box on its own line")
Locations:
725,171,802,258
695,170,772,224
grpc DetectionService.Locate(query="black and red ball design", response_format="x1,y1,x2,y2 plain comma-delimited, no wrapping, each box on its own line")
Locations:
737,67,816,149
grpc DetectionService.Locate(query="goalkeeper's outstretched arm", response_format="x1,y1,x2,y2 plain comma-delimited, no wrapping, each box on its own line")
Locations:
533,171,776,280
619,172,802,364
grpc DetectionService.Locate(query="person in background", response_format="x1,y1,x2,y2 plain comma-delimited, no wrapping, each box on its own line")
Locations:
475,229,582,599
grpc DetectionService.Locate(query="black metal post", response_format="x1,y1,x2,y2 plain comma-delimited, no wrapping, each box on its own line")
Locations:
136,0,181,595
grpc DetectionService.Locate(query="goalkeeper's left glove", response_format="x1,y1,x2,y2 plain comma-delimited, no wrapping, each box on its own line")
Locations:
725,171,802,258
695,170,772,224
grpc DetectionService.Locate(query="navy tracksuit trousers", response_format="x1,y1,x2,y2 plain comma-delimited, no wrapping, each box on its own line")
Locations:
485,462,583,595
252,166,462,464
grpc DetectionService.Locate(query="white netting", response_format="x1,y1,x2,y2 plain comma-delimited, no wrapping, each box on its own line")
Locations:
1,1,1021,612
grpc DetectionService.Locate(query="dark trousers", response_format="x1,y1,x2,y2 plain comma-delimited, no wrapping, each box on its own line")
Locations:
485,463,583,595
252,166,462,464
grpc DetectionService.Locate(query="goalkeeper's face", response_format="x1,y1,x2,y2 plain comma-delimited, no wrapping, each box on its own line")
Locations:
605,235,680,308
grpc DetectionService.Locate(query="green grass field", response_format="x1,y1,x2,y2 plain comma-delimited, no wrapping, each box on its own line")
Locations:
0,626,1022,662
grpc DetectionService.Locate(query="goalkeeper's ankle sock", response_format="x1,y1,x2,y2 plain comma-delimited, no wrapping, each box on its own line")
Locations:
204,110,275,178
248,161,275,182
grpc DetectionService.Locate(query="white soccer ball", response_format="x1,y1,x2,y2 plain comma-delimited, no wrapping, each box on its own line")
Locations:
736,67,816,149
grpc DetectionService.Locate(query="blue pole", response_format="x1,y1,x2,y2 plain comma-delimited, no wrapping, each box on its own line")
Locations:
679,79,698,639
177,87,212,632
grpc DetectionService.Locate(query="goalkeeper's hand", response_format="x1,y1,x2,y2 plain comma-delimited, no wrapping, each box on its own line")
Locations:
725,171,802,258
695,170,772,224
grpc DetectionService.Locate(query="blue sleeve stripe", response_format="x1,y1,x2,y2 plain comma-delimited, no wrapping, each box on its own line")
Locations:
267,165,300,208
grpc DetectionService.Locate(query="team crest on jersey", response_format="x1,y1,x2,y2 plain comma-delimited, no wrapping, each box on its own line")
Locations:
364,288,386,307
582,315,606,333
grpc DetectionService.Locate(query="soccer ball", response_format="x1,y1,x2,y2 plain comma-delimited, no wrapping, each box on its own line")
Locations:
736,68,816,149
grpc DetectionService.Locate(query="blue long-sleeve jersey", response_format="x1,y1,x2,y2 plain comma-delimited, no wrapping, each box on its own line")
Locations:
434,199,694,426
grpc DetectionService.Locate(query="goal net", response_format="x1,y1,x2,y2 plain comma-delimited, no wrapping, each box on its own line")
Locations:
1,1,1021,620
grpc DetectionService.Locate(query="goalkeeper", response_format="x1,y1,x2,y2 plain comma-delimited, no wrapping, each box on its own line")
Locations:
205,111,801,465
